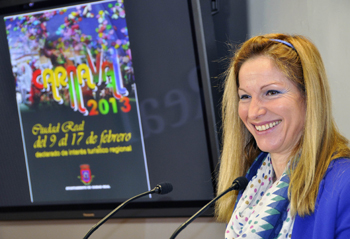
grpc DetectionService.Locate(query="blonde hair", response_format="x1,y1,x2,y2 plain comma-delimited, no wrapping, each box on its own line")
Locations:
215,33,350,222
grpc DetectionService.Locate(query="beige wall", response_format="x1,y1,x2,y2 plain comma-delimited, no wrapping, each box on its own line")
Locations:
0,217,225,239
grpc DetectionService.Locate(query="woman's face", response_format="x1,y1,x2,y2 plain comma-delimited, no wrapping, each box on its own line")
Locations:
238,56,305,159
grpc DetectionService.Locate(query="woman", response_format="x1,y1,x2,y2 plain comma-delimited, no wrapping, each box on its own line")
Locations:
216,33,350,238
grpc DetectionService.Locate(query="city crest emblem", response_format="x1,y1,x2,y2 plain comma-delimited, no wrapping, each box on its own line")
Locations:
78,164,94,185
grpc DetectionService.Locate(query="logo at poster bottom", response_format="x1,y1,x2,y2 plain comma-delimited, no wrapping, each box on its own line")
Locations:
78,164,95,185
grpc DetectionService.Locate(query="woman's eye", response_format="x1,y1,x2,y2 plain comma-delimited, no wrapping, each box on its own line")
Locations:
266,90,280,96
239,94,250,100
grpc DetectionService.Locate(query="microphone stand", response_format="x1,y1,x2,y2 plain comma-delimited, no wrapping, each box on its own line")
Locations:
169,177,248,239
169,185,235,239
83,189,156,239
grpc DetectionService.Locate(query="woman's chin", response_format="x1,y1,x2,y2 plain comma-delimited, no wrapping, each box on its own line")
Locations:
256,141,281,153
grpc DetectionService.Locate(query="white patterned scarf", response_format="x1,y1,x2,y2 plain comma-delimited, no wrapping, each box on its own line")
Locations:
225,153,295,239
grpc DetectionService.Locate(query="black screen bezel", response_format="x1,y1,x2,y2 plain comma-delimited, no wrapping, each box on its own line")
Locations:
0,0,220,220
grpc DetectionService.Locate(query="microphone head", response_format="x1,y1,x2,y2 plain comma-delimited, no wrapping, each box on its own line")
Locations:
155,182,173,195
232,177,249,190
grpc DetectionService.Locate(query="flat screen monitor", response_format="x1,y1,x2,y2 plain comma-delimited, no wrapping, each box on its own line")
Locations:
0,0,220,220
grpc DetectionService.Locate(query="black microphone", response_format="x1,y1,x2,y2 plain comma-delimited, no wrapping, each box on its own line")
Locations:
169,176,248,239
83,182,173,239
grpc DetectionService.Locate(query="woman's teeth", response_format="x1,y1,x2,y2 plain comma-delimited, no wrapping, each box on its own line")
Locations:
255,120,281,132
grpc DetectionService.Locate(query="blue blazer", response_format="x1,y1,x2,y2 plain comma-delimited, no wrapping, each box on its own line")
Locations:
293,157,350,238
235,153,350,238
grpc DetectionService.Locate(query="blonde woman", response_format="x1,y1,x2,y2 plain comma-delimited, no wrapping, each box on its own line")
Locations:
216,33,350,238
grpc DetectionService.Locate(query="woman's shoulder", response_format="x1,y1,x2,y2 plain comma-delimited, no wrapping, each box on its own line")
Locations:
325,157,350,180
321,157,350,195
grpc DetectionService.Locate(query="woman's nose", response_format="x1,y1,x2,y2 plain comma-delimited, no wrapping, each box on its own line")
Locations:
248,98,266,119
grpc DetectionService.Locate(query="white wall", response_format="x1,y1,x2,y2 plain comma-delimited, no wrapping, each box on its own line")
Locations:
248,0,350,139
2,1,350,238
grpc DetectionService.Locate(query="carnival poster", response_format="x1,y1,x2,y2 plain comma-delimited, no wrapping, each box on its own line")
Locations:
4,0,150,203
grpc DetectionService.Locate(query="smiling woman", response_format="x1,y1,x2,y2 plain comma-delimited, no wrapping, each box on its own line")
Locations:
216,33,350,239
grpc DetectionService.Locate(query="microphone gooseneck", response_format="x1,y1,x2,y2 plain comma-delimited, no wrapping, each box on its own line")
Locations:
83,182,173,239
169,176,248,239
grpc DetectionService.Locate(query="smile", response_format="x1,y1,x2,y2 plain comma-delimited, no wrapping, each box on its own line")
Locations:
254,120,281,132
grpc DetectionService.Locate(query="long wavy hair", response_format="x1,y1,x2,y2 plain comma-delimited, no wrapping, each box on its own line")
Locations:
215,33,350,222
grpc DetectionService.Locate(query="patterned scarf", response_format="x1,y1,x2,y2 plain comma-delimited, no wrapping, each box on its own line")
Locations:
225,153,295,239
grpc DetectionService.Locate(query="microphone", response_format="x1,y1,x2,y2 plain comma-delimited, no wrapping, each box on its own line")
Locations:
83,182,173,239
169,176,248,239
